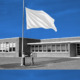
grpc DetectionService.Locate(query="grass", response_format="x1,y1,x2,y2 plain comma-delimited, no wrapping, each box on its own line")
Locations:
0,57,80,69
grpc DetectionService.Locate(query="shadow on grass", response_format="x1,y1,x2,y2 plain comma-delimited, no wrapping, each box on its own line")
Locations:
0,63,21,69
0,63,46,69
0,58,78,69
36,58,77,65
27,58,79,69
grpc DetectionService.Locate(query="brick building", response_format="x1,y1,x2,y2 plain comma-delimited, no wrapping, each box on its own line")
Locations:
0,37,40,57
28,37,80,57
0,37,80,57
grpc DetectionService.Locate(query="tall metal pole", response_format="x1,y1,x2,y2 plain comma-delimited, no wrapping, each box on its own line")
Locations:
21,0,25,66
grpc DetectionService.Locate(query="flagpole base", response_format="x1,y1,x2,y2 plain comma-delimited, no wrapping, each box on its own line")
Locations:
20,64,24,66
20,56,25,66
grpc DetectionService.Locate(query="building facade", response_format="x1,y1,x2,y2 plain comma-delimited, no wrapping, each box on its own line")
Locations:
0,37,80,57
0,37,40,57
28,37,80,57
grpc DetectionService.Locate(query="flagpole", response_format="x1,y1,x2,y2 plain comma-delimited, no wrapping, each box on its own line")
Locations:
21,0,25,66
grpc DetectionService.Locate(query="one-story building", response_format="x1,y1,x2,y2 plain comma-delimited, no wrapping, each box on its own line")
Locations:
0,37,40,57
28,37,80,57
0,37,80,57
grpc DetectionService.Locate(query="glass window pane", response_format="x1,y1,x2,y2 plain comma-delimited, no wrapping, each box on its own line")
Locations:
1,43,3,47
6,42,9,52
47,45,52,52
52,45,55,52
9,43,13,52
3,43,6,52
56,44,60,52
43,45,46,52
1,43,3,51
13,43,16,52
13,47,15,51
13,43,16,47
31,45,34,52
61,44,65,52
35,45,38,52
0,44,1,52
65,44,68,51
10,43,13,47
9,48,12,52
39,45,42,52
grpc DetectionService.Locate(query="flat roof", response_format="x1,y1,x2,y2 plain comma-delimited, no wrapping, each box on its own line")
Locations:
0,37,39,40
41,36,80,40
27,40,80,45
0,37,19,40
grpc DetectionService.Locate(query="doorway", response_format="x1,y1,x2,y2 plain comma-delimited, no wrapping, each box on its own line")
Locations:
76,44,80,55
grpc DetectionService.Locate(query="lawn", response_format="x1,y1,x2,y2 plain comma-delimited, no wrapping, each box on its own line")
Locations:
0,57,80,69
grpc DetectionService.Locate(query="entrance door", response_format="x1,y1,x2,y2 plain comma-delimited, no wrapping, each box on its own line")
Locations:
76,44,80,55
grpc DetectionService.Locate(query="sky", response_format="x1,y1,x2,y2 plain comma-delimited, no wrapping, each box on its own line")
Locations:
0,0,80,39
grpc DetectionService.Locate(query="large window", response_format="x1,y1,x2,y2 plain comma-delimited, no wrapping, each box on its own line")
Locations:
52,45,55,52
47,45,52,52
9,43,13,52
65,44,68,51
0,42,16,53
6,42,9,52
39,45,42,52
1,43,3,52
31,45,34,52
61,44,65,52
3,43,6,52
35,45,38,52
43,45,46,52
30,43,69,53
56,44,60,52
13,43,16,51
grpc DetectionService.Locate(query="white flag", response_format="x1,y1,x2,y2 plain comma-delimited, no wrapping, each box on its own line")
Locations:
25,8,57,32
